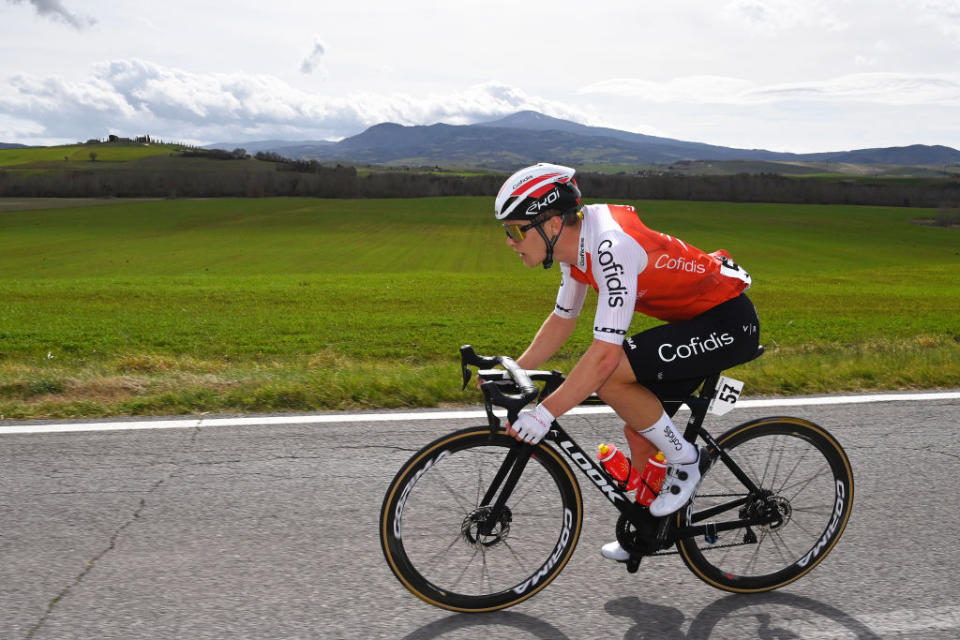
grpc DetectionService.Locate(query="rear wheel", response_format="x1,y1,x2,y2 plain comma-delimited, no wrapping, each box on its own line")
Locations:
676,418,853,592
380,427,583,612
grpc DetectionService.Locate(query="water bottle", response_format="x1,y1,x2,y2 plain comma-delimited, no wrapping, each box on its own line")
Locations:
636,451,667,507
597,443,641,491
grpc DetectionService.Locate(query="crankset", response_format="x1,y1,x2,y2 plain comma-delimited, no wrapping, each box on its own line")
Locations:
615,504,665,568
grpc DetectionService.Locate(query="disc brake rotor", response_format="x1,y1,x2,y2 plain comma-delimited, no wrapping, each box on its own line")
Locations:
461,506,512,548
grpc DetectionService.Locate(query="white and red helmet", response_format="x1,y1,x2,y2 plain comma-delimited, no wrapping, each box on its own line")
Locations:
494,163,581,221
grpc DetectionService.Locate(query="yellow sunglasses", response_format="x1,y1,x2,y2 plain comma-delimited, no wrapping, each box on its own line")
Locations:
503,221,541,242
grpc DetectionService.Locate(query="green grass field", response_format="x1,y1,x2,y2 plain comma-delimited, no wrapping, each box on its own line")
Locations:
0,143,182,167
1,196,957,419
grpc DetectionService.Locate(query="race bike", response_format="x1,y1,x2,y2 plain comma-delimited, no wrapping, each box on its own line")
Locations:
380,346,854,612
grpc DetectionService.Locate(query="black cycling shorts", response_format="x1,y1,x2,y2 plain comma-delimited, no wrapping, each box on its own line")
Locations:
622,294,760,412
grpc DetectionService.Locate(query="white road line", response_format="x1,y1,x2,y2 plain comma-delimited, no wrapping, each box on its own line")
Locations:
754,604,960,638
856,604,960,636
1,391,958,435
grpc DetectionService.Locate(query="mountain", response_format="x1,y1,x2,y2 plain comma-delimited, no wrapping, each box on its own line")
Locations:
798,144,960,165
292,121,799,166
478,111,780,158
0,142,30,149
203,112,960,169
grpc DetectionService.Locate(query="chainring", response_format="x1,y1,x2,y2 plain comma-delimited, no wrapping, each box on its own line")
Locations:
615,505,662,556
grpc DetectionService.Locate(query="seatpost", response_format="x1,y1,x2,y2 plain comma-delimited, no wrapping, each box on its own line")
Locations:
681,373,721,443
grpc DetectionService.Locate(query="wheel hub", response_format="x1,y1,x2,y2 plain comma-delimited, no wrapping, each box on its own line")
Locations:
761,495,792,532
461,506,512,548
742,491,792,532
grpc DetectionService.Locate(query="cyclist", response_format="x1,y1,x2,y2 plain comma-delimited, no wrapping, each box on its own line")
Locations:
495,163,760,562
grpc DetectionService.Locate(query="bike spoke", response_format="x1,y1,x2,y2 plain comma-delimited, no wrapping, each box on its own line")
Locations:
789,503,834,516
757,435,780,488
507,471,551,510
448,547,482,592
773,447,812,495
745,533,765,575
421,532,473,576
738,446,767,489
767,529,796,564
476,459,484,508
784,513,819,539
781,464,832,502
428,456,484,515
500,538,531,575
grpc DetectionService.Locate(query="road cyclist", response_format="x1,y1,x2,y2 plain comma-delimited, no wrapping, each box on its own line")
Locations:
496,163,759,560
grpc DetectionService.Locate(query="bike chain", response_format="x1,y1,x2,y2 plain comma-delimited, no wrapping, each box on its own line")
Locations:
648,540,756,556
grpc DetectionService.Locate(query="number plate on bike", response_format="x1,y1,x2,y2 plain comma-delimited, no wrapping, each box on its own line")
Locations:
709,376,744,416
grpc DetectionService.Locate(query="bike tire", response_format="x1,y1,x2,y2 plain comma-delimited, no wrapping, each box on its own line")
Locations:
380,427,583,612
676,417,853,593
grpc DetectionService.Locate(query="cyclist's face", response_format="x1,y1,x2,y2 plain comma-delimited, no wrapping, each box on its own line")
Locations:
505,221,546,268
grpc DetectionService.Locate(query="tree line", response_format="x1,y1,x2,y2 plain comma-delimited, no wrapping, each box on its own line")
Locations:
1,157,957,207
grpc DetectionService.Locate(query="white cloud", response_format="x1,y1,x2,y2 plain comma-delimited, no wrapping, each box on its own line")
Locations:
914,0,960,40
579,76,757,104
722,0,847,33
300,37,326,75
580,72,960,107
5,0,96,30
0,59,592,144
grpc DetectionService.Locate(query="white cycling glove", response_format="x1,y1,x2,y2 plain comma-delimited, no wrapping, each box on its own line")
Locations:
511,404,555,444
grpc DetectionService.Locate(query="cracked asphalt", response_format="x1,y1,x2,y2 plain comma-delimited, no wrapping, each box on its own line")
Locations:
2,395,959,639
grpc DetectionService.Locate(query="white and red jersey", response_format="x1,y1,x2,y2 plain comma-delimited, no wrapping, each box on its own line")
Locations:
554,204,752,344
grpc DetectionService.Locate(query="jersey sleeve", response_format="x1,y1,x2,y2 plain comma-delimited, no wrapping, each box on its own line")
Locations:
554,263,588,319
591,231,646,344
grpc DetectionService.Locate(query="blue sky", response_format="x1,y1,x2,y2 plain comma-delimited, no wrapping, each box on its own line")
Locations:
2,0,959,152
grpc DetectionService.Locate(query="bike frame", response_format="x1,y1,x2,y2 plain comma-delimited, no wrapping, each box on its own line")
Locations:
473,366,780,550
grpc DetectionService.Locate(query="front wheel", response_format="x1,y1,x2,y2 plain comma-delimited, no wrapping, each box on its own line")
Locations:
380,427,583,612
676,417,854,592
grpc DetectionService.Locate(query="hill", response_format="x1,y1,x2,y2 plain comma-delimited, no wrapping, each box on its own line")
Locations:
203,110,960,170
0,141,185,167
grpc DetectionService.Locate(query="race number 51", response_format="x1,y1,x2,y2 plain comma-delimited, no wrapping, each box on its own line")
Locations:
709,376,745,416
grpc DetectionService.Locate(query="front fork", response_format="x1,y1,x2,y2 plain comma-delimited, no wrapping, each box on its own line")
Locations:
476,440,533,536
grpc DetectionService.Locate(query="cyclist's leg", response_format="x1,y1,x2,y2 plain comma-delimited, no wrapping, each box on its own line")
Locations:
601,294,760,516
623,421,657,474
596,356,679,468
598,354,699,466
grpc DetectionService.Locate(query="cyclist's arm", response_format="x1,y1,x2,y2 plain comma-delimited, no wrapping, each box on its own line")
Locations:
540,230,644,417
539,338,621,417
516,312,578,370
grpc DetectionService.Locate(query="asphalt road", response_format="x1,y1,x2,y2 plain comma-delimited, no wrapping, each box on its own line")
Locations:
2,393,959,639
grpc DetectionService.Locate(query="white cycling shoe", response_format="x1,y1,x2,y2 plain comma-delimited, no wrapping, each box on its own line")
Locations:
649,446,708,517
600,541,631,562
